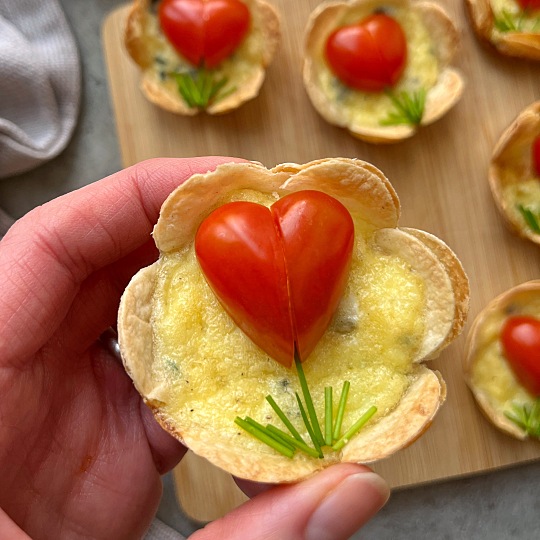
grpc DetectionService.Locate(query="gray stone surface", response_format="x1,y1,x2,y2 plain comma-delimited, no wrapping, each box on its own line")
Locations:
1,1,539,538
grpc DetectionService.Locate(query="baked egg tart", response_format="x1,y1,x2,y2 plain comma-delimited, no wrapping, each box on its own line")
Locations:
124,0,281,114
302,0,465,143
465,280,540,440
489,101,540,245
465,0,540,60
118,158,469,482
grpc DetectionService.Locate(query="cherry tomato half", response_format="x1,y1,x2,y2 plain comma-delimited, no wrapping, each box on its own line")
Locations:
501,315,540,396
533,135,540,178
516,0,540,11
325,13,407,92
195,191,354,368
159,0,251,69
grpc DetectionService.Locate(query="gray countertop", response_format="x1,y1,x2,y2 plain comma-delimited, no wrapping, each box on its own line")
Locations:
1,1,539,538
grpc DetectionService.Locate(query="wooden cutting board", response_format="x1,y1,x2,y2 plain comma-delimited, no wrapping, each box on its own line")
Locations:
102,1,540,523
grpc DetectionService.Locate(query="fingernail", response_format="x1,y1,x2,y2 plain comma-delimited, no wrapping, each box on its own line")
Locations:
305,472,390,540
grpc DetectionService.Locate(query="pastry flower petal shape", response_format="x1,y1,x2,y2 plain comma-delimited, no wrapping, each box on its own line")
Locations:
118,158,469,482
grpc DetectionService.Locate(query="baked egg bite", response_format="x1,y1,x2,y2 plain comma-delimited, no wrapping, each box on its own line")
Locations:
489,101,540,245
124,0,281,114
465,0,540,60
303,0,465,143
465,280,540,440
118,158,469,482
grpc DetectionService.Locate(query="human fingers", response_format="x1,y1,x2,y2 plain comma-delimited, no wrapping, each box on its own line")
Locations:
54,238,157,355
191,464,390,540
0,157,244,366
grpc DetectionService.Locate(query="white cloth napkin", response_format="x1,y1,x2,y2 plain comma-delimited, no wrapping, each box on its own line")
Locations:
0,0,81,178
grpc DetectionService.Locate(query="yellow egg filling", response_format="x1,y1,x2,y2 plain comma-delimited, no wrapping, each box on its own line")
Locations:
150,190,428,455
315,6,439,128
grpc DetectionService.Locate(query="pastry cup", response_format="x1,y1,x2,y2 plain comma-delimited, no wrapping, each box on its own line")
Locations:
465,0,540,60
464,280,540,439
489,101,540,244
303,0,465,143
125,0,281,114
118,158,469,482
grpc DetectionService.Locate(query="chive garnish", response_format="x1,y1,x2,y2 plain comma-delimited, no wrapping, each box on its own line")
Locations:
296,392,324,457
234,417,294,458
504,398,540,438
295,350,325,446
266,425,322,458
332,406,378,451
517,204,540,234
325,387,333,446
333,380,351,441
236,353,376,459
266,394,305,443
380,88,426,127
169,69,234,110
244,417,295,452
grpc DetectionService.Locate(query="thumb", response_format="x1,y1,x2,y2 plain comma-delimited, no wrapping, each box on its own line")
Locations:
190,464,389,540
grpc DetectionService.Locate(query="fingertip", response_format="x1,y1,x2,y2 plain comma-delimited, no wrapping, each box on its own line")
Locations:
192,464,388,540
304,469,390,540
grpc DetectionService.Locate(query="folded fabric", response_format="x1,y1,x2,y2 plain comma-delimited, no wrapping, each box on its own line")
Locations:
0,0,81,178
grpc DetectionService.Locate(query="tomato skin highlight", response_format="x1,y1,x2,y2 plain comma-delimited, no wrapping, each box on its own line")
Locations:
158,0,251,69
501,316,540,397
325,13,407,92
194,191,354,368
533,136,540,178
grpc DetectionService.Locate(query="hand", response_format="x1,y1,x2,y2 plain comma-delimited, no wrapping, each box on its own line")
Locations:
0,158,389,540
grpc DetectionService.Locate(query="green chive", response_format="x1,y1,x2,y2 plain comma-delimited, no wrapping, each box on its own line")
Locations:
266,425,321,458
333,381,350,441
325,387,333,446
235,417,294,458
266,394,305,443
244,417,295,452
332,406,377,451
295,350,325,446
517,205,540,234
380,88,425,126
296,392,323,457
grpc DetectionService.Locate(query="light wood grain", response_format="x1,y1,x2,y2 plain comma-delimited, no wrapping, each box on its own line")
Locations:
102,0,540,523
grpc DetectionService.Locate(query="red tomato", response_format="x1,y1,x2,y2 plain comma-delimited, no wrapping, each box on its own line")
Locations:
516,0,540,11
325,13,407,92
533,136,540,178
195,191,354,368
501,316,540,396
159,0,251,69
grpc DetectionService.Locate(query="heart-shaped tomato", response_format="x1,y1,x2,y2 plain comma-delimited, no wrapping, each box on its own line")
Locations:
195,190,354,368
501,315,540,396
533,136,540,178
325,13,407,93
158,0,251,69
